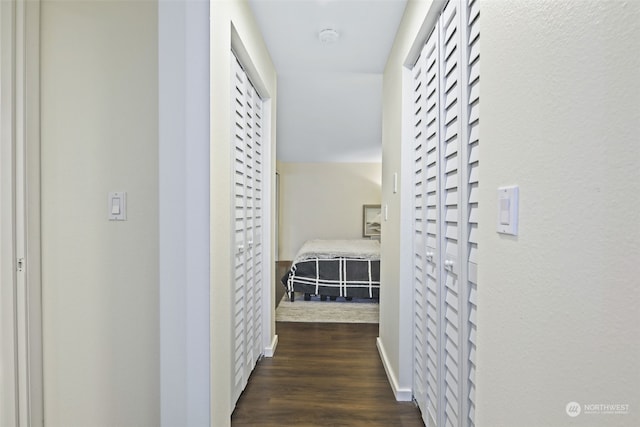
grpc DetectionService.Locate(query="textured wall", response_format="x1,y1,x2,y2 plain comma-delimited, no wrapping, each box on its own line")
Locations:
278,162,382,260
476,1,640,426
41,1,160,425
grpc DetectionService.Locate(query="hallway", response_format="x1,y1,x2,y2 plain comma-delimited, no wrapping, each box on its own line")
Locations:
232,322,423,426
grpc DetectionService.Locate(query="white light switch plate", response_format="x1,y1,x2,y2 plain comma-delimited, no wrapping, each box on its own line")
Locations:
108,191,127,221
497,186,518,235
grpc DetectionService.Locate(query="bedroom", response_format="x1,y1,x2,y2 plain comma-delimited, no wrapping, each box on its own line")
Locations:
275,163,382,306
242,2,395,309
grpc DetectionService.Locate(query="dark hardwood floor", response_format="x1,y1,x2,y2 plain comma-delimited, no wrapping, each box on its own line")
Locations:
231,322,424,427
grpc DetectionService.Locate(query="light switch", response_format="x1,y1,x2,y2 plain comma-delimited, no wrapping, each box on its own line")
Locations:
111,198,121,215
108,192,126,221
499,198,510,225
497,186,518,235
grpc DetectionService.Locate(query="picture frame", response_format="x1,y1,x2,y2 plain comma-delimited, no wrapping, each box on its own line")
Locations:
363,204,382,238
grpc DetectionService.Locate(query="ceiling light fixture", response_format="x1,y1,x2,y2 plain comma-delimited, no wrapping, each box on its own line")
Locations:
318,28,339,44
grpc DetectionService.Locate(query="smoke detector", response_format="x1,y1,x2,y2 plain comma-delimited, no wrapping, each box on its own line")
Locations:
318,28,339,44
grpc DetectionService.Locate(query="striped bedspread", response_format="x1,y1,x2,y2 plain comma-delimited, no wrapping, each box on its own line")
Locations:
282,239,381,300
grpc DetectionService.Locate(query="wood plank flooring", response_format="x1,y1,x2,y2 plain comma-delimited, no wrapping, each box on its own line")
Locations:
231,322,424,427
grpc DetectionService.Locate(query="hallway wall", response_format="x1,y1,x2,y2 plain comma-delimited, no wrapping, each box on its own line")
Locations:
476,1,640,426
380,1,639,425
40,1,275,426
40,1,160,425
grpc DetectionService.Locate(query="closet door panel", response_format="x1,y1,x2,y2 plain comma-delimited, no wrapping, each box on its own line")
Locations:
440,1,462,425
251,87,264,364
412,41,430,422
243,83,256,372
232,58,249,404
424,26,441,425
231,54,266,407
464,0,480,424
423,27,441,425
412,2,479,426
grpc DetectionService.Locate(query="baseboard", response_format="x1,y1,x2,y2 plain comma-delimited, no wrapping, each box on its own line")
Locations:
264,334,278,357
376,337,413,402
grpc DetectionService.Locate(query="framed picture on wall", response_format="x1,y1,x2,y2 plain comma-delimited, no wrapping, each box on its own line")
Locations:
363,204,382,238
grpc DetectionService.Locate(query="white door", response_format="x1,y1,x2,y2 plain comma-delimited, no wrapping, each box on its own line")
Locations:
412,26,441,426
439,2,462,424
411,0,479,426
231,53,265,407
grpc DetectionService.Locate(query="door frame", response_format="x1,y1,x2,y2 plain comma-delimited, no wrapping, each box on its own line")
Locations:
0,0,43,425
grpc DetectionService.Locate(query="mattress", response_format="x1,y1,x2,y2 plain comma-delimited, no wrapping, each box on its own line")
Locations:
282,239,381,300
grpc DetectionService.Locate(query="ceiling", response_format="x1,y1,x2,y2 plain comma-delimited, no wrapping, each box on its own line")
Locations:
248,0,408,163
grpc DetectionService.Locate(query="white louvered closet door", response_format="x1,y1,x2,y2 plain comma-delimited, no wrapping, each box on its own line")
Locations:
413,27,441,427
232,53,265,407
440,2,462,425
412,40,429,420
411,1,479,426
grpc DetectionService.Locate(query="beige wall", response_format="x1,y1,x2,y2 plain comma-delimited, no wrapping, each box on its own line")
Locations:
40,1,160,425
381,0,640,425
40,1,275,426
278,162,382,260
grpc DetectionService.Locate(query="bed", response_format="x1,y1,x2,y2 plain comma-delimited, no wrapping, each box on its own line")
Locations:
281,239,381,302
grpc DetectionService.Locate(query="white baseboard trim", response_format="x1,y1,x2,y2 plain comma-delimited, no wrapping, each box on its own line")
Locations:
376,337,413,402
264,334,278,357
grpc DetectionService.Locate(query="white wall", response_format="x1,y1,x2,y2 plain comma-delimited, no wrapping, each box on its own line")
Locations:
159,0,210,426
476,1,640,426
0,2,19,422
209,1,277,425
278,162,382,260
40,1,160,425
